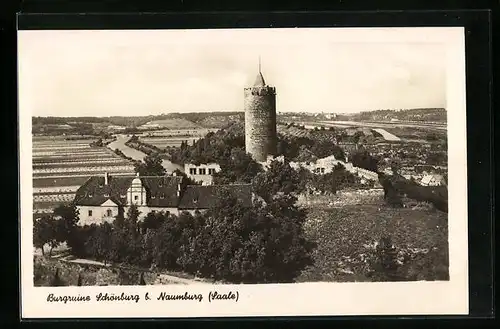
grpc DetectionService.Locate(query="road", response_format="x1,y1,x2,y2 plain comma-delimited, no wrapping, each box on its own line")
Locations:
108,135,183,173
372,128,401,141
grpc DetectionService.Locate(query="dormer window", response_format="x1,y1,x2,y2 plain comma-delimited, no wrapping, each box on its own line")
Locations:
193,198,198,204
88,193,93,198
159,181,163,187
104,193,109,198
160,193,165,199
151,195,156,199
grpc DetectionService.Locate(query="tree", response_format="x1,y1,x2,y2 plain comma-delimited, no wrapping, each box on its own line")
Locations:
53,204,83,256
213,147,263,184
33,215,64,256
252,159,301,203
134,153,166,176
51,268,65,286
178,188,315,283
172,169,197,185
350,149,378,172
84,222,113,264
139,272,146,285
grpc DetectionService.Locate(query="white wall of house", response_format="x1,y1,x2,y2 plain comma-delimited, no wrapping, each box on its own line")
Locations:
184,163,221,186
78,200,118,226
77,203,180,226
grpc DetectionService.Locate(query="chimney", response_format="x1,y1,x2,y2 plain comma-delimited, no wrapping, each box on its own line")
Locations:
104,172,109,185
176,179,182,197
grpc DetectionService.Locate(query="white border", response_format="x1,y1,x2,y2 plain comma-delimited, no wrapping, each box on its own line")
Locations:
19,27,468,318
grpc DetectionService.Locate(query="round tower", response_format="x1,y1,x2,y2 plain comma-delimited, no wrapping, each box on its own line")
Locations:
244,59,277,162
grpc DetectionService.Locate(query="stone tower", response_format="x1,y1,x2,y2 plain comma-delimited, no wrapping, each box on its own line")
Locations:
244,58,277,162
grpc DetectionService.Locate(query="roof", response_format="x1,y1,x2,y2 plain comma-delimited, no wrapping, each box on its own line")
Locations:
74,175,184,207
254,72,266,87
178,184,253,210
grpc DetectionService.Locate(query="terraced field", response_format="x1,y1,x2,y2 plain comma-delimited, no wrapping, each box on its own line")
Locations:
32,136,135,215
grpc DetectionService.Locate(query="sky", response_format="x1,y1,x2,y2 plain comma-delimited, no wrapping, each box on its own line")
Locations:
18,28,450,117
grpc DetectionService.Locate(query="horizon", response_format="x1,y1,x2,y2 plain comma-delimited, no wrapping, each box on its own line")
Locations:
31,106,447,119
19,28,449,117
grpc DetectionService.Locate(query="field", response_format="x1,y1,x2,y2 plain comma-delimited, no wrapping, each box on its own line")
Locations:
297,192,449,282
137,128,219,149
140,118,201,130
32,136,135,214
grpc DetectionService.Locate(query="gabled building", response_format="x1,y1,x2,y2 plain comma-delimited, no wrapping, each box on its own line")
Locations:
73,172,253,225
184,162,221,185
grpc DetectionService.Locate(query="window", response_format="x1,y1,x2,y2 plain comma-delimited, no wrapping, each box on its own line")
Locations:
134,195,139,201
208,168,216,175
320,168,325,174
88,210,93,216
106,209,112,217
199,168,206,175
189,168,197,175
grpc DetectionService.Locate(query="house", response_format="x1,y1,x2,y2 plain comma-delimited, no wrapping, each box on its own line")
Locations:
290,155,355,175
184,163,221,185
420,174,445,187
73,172,252,226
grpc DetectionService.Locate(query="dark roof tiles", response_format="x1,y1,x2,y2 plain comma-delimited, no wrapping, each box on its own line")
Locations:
74,174,253,210
178,184,253,209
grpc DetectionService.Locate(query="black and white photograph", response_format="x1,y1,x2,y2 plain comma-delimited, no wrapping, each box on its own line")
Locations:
19,27,468,317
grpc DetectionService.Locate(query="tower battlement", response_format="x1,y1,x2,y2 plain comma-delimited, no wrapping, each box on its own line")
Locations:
244,86,276,96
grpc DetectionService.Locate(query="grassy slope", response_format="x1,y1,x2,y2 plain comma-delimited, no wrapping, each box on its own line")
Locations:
298,203,448,282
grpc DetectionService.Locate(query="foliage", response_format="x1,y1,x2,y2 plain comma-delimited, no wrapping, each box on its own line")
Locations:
76,173,314,283
52,204,83,256
213,147,264,184
176,189,315,283
367,237,401,281
252,159,301,203
134,153,167,176
33,215,65,256
349,148,378,172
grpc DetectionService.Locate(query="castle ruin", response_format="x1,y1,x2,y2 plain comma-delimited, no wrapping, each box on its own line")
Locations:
244,59,277,162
